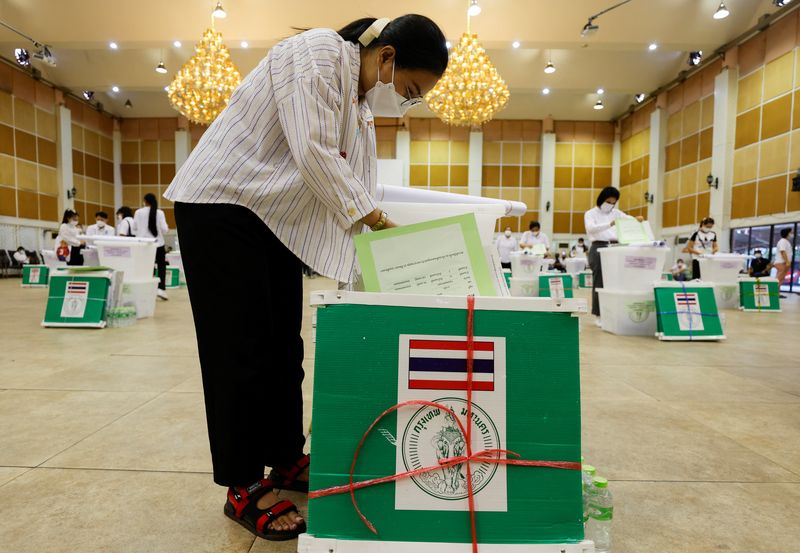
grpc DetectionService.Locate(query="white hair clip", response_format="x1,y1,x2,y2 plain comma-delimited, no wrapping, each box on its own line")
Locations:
358,18,391,47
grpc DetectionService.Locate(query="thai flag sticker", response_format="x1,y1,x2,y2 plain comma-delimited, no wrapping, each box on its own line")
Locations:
407,338,495,392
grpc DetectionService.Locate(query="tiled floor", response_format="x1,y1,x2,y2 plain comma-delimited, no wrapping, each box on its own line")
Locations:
1,278,798,553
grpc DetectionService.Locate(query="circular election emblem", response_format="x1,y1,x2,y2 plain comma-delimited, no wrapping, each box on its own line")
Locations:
401,398,500,501
722,287,735,301
627,301,651,324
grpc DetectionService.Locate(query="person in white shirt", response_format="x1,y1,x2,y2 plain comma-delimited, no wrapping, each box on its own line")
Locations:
571,238,587,258
86,211,115,237
55,209,86,265
495,227,518,269
584,186,643,320
134,194,170,299
519,221,551,253
115,206,136,237
162,16,448,539
774,227,794,298
683,217,719,279
671,258,689,282
13,247,30,265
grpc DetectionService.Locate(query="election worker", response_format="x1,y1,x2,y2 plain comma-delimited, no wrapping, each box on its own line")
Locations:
163,15,447,541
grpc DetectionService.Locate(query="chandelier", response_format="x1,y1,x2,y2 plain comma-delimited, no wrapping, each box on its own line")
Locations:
167,27,241,125
425,32,510,127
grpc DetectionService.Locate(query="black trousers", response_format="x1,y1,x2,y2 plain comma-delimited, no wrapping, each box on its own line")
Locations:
67,245,84,266
501,261,512,270
588,242,607,317
692,259,701,280
175,202,305,487
155,246,167,290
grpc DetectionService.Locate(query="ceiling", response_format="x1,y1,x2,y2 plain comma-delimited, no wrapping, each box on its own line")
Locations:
0,0,788,122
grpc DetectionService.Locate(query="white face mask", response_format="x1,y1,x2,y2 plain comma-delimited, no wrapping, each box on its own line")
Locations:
600,202,615,214
69,220,79,227
96,220,106,228
116,215,122,222
365,62,414,118
504,230,512,237
532,231,540,236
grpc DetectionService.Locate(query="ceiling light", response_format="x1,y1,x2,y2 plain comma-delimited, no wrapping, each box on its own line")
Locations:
542,88,550,95
594,99,604,110
124,99,133,109
164,86,169,92
14,48,30,67
240,40,249,48
773,0,793,6
155,61,167,74
634,92,647,103
544,61,556,74
581,20,599,37
445,40,452,49
111,85,120,93
173,40,182,48
468,0,482,17
648,42,658,51
597,88,605,95
212,2,227,18
109,41,118,49
713,1,730,19
512,40,520,49
33,45,56,66
82,91,94,101
688,50,703,66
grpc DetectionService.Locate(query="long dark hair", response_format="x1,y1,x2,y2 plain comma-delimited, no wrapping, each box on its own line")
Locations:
338,15,448,76
143,193,158,237
61,209,77,224
596,186,621,207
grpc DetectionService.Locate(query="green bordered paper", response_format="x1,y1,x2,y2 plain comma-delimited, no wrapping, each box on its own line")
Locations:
615,219,654,244
355,213,497,296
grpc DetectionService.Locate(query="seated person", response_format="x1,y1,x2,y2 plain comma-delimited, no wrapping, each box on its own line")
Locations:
552,252,567,273
748,250,771,277
13,247,30,265
671,258,689,281
86,211,115,236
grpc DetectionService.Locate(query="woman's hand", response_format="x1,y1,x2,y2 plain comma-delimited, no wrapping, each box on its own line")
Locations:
609,219,615,227
382,219,399,230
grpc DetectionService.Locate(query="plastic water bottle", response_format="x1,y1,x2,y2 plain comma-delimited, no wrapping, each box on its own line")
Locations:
587,476,613,552
581,464,597,524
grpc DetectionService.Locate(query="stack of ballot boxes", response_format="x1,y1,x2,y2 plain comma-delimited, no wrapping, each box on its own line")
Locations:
596,245,668,336
698,254,748,309
508,251,545,297
95,238,159,319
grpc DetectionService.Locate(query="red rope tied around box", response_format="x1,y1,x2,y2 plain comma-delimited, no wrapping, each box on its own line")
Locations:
309,295,581,552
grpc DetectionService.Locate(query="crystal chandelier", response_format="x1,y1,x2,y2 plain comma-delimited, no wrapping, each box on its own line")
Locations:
167,27,241,125
425,32,510,127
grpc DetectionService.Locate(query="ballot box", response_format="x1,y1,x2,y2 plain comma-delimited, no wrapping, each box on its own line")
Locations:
95,238,157,282
21,264,49,287
697,254,747,283
661,272,674,281
509,251,546,280
302,291,590,553
565,258,586,274
42,269,112,328
713,283,740,310
538,273,574,300
599,246,669,292
153,266,181,288
653,282,725,341
739,277,781,312
578,271,593,289
597,289,657,337
509,277,538,297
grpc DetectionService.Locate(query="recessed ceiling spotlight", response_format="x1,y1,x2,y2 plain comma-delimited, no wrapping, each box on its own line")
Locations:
173,40,182,48
542,88,551,95
155,61,167,74
109,42,118,50
111,85,120,93
544,61,556,74
14,48,30,67
468,0,482,17
212,2,227,18
594,99,604,110
445,40,452,49
634,93,647,103
512,40,521,49
688,50,703,66
648,42,658,51
713,1,730,19
82,91,94,101
597,88,605,95
164,86,169,92
124,99,133,109
240,40,249,48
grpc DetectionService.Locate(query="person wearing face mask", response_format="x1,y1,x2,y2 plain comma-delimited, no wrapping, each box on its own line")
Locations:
55,209,86,266
520,221,551,253
134,193,170,300
163,15,447,541
553,250,568,273
683,217,719,279
774,228,794,298
748,249,772,278
115,206,136,237
671,258,689,281
495,227,518,269
13,246,30,265
86,211,115,237
584,186,643,322
571,238,587,258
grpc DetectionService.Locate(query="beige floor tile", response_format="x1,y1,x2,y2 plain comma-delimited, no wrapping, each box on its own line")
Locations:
0,468,255,553
45,392,213,473
582,398,800,483
0,389,156,466
611,481,800,553
0,466,29,487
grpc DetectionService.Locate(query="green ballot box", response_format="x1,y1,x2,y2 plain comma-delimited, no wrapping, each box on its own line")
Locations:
503,269,512,289
661,272,674,281
42,270,112,328
578,271,593,289
22,264,49,287
654,282,725,341
538,274,574,299
739,277,781,312
303,291,590,552
153,266,181,288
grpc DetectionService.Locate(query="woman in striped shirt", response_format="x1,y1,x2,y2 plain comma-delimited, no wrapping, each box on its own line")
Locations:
164,15,447,540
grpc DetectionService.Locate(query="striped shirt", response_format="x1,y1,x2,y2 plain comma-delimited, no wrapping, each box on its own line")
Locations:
164,29,377,283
